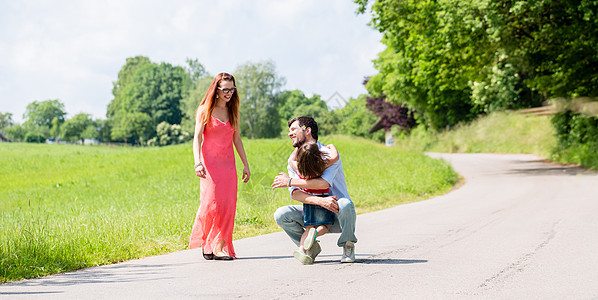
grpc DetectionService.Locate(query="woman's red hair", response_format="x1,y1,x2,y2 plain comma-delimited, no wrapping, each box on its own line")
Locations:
196,72,240,128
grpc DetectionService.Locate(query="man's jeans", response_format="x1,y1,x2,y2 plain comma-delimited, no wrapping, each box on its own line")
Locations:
274,197,357,247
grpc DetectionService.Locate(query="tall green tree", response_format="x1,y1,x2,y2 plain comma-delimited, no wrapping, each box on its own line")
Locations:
277,90,328,135
278,90,328,121
355,0,596,128
356,0,494,128
335,95,382,140
185,58,207,83
107,56,191,143
61,113,94,143
0,112,13,129
108,56,152,119
23,100,66,129
50,118,61,141
488,0,598,98
4,124,26,142
181,74,214,133
111,112,152,144
235,60,286,139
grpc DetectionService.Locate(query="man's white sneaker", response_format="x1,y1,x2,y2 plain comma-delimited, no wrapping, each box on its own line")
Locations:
341,241,355,263
306,240,321,260
293,250,314,265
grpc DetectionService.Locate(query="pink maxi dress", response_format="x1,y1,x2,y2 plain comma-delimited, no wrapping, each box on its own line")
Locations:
189,115,238,258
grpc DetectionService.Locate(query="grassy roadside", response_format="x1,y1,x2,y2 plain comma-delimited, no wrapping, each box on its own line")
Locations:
394,111,557,158
0,135,457,282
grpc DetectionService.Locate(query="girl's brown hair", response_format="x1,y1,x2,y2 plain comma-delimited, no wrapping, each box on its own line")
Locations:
196,72,240,128
296,142,327,179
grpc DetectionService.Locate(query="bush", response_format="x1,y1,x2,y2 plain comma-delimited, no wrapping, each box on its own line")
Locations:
24,132,46,143
551,112,598,169
148,122,190,146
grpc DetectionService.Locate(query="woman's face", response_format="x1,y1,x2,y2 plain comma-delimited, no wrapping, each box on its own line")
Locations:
217,80,236,103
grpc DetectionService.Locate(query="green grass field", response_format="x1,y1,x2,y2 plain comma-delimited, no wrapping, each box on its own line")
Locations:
0,135,457,282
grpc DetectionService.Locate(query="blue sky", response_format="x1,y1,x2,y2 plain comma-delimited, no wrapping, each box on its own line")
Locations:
0,0,383,123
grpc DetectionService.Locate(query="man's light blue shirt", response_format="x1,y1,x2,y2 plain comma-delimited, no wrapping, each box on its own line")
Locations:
288,141,351,201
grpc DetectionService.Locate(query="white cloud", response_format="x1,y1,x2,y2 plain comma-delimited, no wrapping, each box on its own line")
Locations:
0,0,383,123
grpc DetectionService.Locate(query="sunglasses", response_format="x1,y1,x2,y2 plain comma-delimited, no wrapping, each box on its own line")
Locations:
217,87,236,94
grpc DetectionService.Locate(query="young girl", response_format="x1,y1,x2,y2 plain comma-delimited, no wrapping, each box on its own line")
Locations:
289,142,338,264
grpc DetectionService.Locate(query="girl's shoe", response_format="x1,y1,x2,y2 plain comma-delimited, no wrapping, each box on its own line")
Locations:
304,228,317,250
293,250,313,265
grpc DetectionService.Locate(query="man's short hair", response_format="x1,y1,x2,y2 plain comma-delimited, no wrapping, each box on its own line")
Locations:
288,116,319,141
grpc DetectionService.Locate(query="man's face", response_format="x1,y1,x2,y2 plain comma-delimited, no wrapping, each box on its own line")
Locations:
288,121,307,148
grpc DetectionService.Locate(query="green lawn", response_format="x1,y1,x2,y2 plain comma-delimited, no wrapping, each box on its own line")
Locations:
0,136,457,282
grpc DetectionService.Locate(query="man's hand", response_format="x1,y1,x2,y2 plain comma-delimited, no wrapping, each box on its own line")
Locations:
271,172,290,189
318,196,339,214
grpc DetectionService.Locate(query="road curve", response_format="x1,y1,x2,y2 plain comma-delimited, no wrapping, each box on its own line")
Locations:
2,153,598,299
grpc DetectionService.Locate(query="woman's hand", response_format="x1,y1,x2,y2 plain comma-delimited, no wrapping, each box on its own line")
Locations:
195,162,206,178
242,165,251,183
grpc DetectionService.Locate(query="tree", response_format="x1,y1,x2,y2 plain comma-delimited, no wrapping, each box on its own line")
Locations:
277,90,328,136
366,94,416,132
62,113,93,143
181,74,214,134
95,119,111,142
185,58,207,82
0,112,13,129
235,60,286,139
23,100,66,129
0,112,13,140
108,56,152,119
355,0,598,129
4,124,26,142
107,56,191,143
111,112,152,144
278,90,328,121
489,0,598,98
335,95,383,141
50,118,61,141
356,0,493,128
82,125,99,141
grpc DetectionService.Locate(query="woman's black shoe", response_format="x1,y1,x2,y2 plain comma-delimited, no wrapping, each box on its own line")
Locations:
214,254,234,261
203,253,214,260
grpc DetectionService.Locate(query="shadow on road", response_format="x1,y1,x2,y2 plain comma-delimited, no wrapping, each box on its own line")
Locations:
504,159,596,177
238,255,428,265
236,255,292,260
0,291,63,296
313,257,428,265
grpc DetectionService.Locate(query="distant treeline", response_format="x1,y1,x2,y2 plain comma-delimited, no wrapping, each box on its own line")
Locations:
0,58,386,145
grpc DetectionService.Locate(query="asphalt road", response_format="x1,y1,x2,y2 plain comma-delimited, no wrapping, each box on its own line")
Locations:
2,153,598,299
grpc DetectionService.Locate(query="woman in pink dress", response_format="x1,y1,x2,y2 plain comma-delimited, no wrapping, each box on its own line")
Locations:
189,72,250,260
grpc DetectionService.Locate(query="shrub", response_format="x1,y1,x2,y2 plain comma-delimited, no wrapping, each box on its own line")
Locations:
148,122,191,146
24,132,46,143
551,112,598,169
